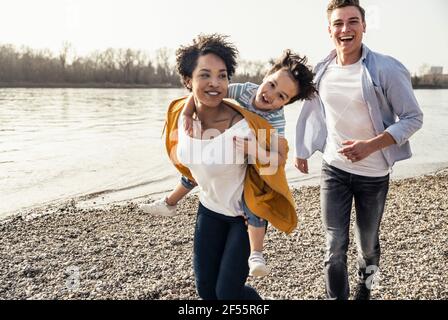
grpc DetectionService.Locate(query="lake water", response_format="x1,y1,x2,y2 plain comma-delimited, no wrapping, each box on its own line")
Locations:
1,88,447,218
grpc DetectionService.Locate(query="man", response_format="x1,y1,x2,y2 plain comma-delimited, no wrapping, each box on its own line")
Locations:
295,0,423,300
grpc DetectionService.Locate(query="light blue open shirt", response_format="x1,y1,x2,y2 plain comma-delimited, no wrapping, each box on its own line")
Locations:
295,44,424,168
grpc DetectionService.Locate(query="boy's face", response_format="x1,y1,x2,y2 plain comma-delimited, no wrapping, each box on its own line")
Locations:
254,69,299,111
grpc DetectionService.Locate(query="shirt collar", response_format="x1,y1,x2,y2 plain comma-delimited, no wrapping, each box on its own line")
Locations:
322,43,370,64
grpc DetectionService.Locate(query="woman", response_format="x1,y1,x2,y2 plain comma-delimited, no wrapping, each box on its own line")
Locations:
164,34,297,300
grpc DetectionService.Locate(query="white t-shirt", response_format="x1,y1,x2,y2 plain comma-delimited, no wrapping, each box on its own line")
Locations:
176,114,252,217
320,58,389,177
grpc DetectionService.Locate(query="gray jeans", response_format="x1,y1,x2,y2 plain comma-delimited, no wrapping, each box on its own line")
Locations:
320,161,389,300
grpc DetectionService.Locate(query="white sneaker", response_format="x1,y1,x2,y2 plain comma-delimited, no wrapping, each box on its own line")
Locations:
248,252,269,277
139,197,177,217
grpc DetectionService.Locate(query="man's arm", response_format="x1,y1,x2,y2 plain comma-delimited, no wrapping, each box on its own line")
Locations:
382,59,423,146
294,96,327,174
339,59,423,163
338,132,396,163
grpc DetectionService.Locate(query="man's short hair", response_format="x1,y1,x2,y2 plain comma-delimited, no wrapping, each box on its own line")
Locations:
327,0,366,22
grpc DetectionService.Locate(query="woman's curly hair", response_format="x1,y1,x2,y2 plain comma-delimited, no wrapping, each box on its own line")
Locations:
176,33,239,90
266,49,317,104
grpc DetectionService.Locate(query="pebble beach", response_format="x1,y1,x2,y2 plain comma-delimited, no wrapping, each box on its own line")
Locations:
1,170,447,300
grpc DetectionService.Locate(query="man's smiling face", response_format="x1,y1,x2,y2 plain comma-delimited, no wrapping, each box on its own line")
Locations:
328,6,366,59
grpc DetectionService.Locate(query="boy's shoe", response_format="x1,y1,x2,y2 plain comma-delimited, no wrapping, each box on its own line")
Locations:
248,252,270,277
139,197,177,217
353,283,371,300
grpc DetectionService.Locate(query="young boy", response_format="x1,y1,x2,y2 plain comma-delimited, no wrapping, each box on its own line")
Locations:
141,49,316,277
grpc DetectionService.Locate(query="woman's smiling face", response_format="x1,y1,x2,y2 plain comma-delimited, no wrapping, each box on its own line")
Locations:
186,53,229,108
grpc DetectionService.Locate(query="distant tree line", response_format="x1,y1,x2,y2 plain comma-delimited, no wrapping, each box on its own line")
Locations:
1,43,446,89
412,74,448,89
411,63,448,89
0,43,266,87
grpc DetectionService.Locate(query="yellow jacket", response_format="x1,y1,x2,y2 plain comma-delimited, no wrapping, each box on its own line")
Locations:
164,97,298,234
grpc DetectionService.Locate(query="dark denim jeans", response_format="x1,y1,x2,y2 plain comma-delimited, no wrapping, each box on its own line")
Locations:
242,196,267,228
194,202,262,300
320,161,389,300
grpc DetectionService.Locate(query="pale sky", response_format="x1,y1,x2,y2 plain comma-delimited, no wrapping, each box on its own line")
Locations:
1,0,447,74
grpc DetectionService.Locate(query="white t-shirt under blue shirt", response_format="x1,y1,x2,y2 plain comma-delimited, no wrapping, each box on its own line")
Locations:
319,58,389,177
228,82,286,137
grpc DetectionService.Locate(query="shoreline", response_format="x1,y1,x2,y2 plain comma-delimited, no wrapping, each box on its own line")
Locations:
1,83,447,90
2,166,447,223
0,82,181,89
0,170,447,299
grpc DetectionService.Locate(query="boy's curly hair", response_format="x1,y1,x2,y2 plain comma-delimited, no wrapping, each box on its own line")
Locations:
175,33,239,90
327,0,366,22
266,50,317,104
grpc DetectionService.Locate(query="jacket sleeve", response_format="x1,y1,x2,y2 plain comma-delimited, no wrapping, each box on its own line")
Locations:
295,95,327,159
382,60,424,146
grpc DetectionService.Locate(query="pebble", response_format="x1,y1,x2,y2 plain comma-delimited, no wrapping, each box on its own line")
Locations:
0,171,447,299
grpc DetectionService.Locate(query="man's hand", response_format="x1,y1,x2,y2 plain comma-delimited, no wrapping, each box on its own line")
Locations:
338,140,375,162
295,157,309,174
338,132,396,163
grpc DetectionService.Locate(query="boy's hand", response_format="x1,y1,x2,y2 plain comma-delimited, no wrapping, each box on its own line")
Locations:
295,157,309,174
183,115,194,137
182,94,196,137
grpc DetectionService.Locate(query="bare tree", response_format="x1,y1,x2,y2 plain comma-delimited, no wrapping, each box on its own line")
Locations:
155,47,174,84
418,63,431,77
232,59,268,84
0,44,19,81
0,43,276,87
